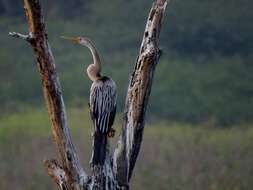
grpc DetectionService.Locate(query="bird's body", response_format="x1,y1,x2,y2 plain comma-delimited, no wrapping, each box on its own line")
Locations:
89,76,116,164
62,35,117,165
89,76,117,135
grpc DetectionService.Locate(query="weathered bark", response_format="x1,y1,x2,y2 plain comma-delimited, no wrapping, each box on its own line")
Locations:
90,153,116,190
113,0,168,188
44,159,71,190
10,0,87,189
90,135,115,190
10,0,168,189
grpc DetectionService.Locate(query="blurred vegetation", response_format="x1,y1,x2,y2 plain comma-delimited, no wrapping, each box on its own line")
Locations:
0,0,253,125
1,1,253,189
1,108,253,190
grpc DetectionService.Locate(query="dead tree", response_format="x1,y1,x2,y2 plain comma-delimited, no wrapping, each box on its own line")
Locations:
9,0,168,189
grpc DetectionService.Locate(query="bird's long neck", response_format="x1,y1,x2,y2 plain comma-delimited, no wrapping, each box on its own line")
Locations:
83,39,102,73
82,39,103,82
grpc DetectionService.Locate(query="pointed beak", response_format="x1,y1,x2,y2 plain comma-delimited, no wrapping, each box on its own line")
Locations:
61,36,80,44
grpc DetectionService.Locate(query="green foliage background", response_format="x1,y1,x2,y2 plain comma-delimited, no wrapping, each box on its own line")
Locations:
0,0,252,125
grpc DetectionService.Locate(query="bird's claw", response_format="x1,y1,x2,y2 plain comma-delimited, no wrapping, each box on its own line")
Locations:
107,128,116,138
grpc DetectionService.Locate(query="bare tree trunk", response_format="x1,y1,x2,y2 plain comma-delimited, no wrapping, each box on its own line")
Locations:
114,0,167,187
10,0,168,189
9,0,87,189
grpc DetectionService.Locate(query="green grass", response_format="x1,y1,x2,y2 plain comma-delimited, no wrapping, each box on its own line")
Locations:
1,108,253,190
0,106,95,137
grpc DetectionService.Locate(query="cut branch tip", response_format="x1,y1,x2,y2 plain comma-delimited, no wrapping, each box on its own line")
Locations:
9,32,32,42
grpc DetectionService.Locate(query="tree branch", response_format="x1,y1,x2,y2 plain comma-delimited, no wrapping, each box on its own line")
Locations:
114,0,168,187
44,159,71,190
10,0,168,189
90,153,116,190
9,32,33,42
11,0,88,188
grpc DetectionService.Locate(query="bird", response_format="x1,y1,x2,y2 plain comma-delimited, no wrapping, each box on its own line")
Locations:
62,36,117,165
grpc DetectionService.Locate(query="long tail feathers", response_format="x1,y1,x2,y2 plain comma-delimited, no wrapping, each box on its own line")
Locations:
91,132,107,165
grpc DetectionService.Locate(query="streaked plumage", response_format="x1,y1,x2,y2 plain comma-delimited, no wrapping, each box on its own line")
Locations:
89,76,117,134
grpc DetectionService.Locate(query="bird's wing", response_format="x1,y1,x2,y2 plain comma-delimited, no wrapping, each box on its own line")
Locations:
108,105,116,128
90,79,117,133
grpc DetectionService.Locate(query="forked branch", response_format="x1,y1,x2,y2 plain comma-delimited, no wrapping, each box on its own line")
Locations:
10,0,168,189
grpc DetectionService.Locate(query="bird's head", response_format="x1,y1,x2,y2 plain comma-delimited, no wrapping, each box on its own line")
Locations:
61,35,102,81
61,36,91,46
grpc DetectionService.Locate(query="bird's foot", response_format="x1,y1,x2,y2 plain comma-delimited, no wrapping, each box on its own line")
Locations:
107,128,115,138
